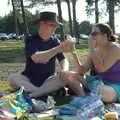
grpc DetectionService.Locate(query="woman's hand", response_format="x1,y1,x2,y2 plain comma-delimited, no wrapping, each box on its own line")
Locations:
88,35,96,50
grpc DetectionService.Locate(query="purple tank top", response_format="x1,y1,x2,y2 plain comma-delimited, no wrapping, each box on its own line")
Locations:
98,61,120,83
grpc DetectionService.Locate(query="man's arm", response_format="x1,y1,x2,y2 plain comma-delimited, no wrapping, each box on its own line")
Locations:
31,40,75,64
31,46,60,63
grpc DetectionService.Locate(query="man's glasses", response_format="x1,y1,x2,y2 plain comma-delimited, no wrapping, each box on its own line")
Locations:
90,31,101,36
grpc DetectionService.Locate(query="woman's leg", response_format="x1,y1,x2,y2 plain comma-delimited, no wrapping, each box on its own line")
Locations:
97,85,117,103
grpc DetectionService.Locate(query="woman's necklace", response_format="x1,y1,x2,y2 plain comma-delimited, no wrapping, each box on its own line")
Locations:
99,53,106,65
95,45,109,66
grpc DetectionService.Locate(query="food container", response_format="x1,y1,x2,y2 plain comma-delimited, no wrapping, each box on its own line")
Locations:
104,112,118,120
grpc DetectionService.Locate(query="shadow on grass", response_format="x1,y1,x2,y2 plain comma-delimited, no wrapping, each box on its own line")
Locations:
0,48,25,63
0,40,25,63
0,40,89,63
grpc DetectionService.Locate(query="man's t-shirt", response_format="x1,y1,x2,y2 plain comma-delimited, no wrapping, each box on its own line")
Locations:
22,34,65,87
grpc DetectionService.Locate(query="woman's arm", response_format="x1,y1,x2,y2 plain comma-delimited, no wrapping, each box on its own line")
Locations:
59,58,69,71
71,50,93,75
71,51,84,75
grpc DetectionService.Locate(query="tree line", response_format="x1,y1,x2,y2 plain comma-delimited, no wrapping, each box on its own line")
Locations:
0,0,120,40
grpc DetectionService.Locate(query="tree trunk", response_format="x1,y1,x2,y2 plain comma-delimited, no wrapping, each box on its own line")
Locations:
11,0,19,35
107,0,115,33
72,0,79,43
57,0,65,40
95,0,99,23
20,0,29,35
66,0,73,36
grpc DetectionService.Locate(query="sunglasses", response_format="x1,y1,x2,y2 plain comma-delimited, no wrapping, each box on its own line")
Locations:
90,31,101,36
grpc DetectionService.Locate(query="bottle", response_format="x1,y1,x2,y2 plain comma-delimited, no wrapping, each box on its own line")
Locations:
76,92,104,119
32,99,48,113
47,96,56,109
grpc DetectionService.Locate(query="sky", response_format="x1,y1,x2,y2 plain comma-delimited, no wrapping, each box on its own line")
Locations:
0,0,88,21
0,0,120,33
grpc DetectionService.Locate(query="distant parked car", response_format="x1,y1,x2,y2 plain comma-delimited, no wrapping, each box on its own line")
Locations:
8,33,17,40
115,34,120,40
0,33,9,40
17,34,24,40
79,34,89,40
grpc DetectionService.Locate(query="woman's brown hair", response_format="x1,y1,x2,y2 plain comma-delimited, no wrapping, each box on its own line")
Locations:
94,23,116,42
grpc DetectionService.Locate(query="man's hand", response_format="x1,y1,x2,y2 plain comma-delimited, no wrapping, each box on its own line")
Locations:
58,40,76,53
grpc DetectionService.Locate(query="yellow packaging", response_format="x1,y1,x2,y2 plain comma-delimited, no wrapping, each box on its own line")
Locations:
104,112,118,120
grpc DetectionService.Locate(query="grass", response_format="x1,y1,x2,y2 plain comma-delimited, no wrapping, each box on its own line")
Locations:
0,39,88,120
0,40,25,63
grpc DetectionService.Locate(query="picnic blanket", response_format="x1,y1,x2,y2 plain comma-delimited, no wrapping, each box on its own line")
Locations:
0,86,32,119
1,87,120,120
28,92,105,119
56,103,120,120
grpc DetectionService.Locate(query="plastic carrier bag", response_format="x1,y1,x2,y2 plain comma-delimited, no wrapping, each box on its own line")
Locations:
0,86,32,119
69,91,104,119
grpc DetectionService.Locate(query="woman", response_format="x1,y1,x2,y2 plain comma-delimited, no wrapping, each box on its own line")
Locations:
68,23,120,103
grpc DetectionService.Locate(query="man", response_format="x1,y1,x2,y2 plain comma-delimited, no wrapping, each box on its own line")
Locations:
8,11,83,98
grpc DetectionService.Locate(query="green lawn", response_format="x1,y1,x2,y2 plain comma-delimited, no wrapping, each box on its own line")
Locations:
0,39,88,120
0,40,25,63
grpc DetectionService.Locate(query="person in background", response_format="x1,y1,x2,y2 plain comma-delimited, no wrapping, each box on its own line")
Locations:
66,23,120,103
8,11,83,98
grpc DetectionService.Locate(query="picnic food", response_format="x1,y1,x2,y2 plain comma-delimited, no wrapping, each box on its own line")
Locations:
104,112,118,120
